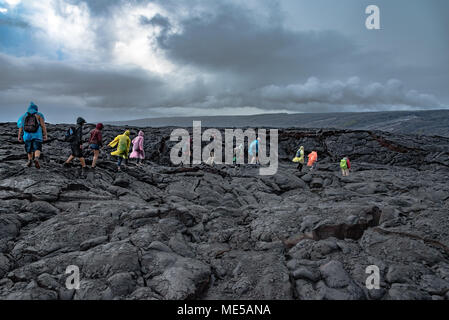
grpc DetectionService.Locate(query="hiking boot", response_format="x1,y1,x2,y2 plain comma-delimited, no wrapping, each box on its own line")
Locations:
63,162,70,168
34,159,41,169
26,160,32,167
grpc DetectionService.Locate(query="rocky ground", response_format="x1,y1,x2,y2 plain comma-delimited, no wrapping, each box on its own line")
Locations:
0,122,449,300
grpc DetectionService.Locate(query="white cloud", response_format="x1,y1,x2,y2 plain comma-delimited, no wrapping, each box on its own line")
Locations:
109,3,176,74
21,0,96,61
16,0,181,75
4,0,20,7
0,7,8,13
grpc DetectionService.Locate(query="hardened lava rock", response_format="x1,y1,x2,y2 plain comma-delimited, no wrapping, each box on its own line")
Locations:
0,122,448,300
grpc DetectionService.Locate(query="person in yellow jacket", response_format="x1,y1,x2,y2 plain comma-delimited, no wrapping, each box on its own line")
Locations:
292,146,305,172
108,130,131,171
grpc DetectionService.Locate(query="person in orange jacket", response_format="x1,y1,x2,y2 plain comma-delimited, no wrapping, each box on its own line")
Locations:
307,151,318,171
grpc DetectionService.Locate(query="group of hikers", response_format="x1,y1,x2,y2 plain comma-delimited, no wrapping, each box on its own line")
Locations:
17,102,145,171
17,102,352,176
292,146,351,176
181,136,261,166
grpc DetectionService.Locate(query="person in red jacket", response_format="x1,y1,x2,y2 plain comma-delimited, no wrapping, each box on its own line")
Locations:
89,123,103,168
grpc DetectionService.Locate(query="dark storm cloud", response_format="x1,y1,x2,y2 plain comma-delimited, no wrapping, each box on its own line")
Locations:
0,46,440,119
0,52,218,116
140,13,171,29
147,1,444,111
158,4,358,85
0,53,164,108
140,13,172,44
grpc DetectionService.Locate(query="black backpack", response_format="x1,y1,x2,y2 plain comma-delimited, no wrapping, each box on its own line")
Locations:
23,113,39,133
65,126,78,143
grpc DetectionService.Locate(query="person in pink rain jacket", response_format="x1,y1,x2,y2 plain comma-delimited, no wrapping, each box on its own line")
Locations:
130,130,145,166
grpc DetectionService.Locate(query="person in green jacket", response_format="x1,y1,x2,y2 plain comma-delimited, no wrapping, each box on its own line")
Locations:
340,157,351,176
108,130,131,171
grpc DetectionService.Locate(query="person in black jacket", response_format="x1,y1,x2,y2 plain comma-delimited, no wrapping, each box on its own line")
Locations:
64,117,87,168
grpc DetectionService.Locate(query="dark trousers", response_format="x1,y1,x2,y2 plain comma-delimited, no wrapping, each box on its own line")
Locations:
297,163,303,171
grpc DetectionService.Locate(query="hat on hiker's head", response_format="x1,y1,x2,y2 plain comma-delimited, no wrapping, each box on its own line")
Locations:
96,123,104,130
124,130,130,136
77,117,86,125
138,130,144,136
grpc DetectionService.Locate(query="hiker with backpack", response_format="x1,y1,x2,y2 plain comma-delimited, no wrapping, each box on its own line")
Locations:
340,157,351,176
108,130,131,171
17,102,48,169
130,130,145,166
89,123,104,168
249,137,260,164
292,146,305,172
64,117,87,169
307,150,318,171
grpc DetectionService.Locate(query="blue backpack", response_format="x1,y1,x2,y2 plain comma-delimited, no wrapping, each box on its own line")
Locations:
65,127,77,143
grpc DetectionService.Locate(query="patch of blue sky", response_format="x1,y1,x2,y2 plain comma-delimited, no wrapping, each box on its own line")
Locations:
0,10,66,61
0,2,31,54
0,24,34,54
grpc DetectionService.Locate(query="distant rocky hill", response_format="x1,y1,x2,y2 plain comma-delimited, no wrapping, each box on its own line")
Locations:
109,110,449,137
1,122,449,300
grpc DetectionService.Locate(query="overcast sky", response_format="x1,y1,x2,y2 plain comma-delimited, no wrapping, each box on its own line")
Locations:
0,0,448,123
